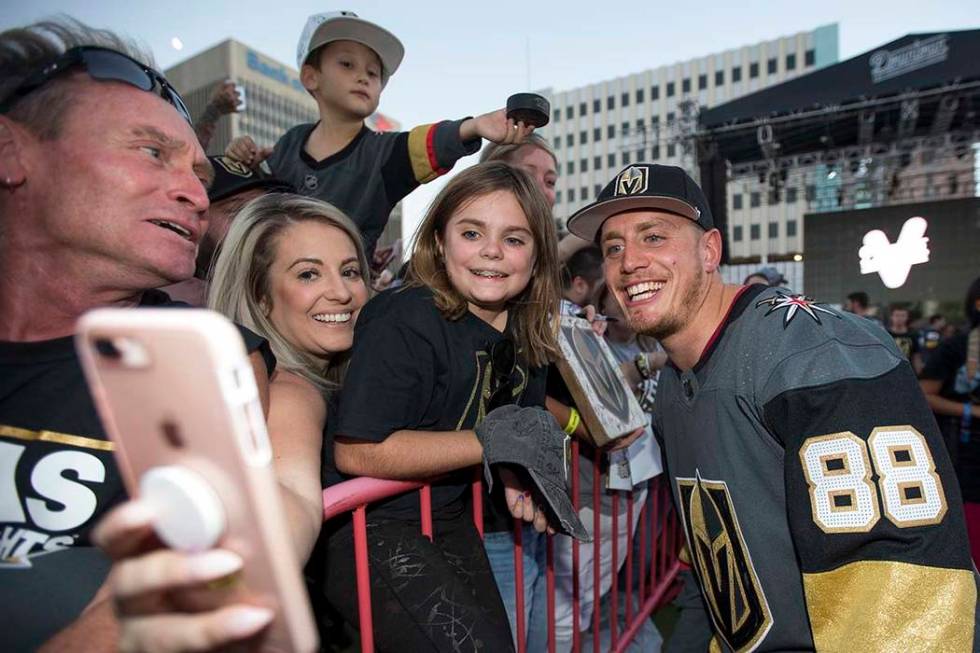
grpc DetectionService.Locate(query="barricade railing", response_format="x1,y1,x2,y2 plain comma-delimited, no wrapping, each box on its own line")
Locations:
321,439,683,653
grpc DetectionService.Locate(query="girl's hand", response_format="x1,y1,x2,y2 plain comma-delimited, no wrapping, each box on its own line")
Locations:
92,500,274,653
498,466,553,535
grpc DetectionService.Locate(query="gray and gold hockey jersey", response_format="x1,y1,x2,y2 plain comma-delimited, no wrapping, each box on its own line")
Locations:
267,119,480,258
654,284,979,652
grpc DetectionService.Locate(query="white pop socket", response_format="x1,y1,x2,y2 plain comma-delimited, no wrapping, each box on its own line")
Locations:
140,466,226,552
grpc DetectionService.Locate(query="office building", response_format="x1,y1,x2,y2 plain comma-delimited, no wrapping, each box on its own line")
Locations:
538,23,840,256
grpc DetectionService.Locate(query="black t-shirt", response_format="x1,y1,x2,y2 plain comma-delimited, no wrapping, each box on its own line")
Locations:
921,329,980,501
329,285,546,520
0,291,273,650
888,328,921,361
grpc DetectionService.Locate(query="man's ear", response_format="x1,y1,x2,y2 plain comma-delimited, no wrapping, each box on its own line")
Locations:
0,117,29,189
701,228,723,273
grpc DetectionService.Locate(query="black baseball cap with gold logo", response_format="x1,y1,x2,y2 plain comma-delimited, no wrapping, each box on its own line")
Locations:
566,163,714,242
208,155,293,203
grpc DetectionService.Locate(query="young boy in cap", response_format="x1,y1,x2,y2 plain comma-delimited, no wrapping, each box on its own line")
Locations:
226,10,533,258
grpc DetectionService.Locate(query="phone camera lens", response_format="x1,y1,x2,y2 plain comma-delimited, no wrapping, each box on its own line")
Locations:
94,338,122,359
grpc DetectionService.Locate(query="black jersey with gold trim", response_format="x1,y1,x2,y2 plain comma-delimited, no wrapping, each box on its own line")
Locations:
0,292,273,650
654,284,979,652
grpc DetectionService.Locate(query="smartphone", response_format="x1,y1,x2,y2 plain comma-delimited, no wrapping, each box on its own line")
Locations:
236,83,247,111
76,308,317,653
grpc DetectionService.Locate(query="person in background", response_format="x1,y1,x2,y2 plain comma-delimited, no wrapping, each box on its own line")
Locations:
479,133,595,268
843,290,884,327
919,313,947,362
886,304,923,375
481,132,558,206
743,271,769,286
225,10,534,258
163,155,291,305
0,18,272,650
920,276,980,569
538,244,645,651
743,266,786,288
548,280,667,653
561,246,605,312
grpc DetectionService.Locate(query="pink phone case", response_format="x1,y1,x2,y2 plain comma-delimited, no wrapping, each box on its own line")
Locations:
76,308,318,653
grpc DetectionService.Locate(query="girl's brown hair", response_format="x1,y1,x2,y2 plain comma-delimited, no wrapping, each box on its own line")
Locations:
407,162,561,367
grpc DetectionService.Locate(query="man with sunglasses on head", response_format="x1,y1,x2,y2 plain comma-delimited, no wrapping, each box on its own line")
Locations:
0,19,274,650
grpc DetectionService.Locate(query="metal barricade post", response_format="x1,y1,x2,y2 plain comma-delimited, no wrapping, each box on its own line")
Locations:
321,466,683,653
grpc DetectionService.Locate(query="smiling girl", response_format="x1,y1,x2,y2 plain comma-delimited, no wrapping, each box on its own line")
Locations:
323,162,563,652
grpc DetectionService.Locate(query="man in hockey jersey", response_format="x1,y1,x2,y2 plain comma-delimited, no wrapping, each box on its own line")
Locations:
567,163,979,651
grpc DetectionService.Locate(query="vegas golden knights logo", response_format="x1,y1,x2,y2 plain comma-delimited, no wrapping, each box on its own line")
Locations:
677,473,772,652
614,166,648,196
213,155,253,178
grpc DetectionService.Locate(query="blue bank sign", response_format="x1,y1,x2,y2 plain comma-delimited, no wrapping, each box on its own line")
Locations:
246,50,305,93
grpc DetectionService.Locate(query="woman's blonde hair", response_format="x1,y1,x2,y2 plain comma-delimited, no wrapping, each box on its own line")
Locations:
479,132,558,168
407,162,561,367
207,193,371,392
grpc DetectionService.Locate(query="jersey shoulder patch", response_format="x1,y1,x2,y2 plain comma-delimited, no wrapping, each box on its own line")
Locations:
754,292,840,328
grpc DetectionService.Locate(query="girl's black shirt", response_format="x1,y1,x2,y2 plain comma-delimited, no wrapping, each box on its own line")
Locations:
327,285,546,519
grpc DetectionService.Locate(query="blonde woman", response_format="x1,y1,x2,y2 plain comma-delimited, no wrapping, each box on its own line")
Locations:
94,194,371,649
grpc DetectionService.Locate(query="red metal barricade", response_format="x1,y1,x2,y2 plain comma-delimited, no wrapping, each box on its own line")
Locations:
321,451,683,653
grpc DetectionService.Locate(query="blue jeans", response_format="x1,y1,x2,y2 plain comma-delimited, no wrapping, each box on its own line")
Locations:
484,525,550,650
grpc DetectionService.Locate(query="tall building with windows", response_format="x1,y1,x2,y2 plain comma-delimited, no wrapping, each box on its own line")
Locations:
538,23,840,260
165,39,319,156
164,39,403,254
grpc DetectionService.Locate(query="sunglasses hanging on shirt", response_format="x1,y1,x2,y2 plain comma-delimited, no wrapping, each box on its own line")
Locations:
486,338,518,413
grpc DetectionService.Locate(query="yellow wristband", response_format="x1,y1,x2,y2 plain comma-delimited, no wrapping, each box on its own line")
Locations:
563,408,581,435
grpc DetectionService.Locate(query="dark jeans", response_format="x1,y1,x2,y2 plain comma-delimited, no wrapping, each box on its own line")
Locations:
322,505,516,653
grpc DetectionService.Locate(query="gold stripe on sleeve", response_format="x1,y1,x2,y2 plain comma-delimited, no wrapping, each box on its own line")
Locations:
803,560,976,652
0,424,114,451
406,124,440,184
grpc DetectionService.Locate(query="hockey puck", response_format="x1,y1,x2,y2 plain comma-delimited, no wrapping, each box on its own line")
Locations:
507,93,550,128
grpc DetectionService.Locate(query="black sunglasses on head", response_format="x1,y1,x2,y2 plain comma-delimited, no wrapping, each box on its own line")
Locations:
0,46,191,123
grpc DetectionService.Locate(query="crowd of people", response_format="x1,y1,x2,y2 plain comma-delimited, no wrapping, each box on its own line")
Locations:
1,11,979,653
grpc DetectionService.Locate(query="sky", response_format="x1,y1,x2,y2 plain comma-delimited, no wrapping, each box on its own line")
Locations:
6,0,978,243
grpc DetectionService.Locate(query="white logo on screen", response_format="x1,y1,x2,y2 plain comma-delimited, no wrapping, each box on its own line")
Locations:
869,35,949,84
858,217,930,289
